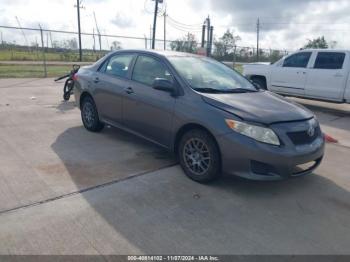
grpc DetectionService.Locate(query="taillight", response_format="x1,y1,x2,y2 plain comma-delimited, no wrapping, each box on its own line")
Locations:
73,73,78,81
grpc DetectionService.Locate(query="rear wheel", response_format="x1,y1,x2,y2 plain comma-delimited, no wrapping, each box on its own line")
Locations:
81,96,104,132
178,129,221,183
251,77,267,90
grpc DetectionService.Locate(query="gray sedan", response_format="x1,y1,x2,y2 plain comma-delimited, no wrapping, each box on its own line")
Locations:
74,50,325,183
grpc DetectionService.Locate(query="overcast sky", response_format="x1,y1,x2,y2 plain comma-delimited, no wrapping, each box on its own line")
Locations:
1,0,350,51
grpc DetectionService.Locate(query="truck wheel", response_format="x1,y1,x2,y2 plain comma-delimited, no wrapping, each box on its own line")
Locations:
251,77,267,90
178,129,221,183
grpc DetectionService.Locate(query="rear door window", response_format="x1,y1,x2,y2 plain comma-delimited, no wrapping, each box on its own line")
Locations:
104,54,134,78
314,52,345,69
283,52,312,68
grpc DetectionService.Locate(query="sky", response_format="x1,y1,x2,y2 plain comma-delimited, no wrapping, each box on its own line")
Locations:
1,0,350,51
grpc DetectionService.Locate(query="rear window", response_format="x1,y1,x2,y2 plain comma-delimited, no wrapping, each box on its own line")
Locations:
314,52,345,69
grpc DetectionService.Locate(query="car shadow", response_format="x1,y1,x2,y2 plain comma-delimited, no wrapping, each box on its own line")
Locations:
50,126,350,254
51,126,176,191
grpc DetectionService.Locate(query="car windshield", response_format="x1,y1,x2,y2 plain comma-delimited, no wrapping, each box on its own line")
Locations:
168,56,257,93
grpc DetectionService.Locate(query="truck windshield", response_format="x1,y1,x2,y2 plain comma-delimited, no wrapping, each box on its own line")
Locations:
168,56,257,93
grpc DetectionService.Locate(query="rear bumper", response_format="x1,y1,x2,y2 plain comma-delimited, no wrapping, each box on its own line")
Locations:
217,131,325,181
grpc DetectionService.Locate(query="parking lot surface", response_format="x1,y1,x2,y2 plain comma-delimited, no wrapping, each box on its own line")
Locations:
0,78,349,254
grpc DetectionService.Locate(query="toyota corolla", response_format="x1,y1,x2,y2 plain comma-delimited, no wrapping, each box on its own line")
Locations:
74,50,325,183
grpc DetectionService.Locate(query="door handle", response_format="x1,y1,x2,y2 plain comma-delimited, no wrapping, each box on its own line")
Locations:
334,73,343,77
93,77,99,83
124,87,134,94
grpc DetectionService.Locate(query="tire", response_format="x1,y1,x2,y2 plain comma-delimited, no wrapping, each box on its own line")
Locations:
81,96,104,132
63,79,74,101
251,77,267,90
63,92,71,101
178,129,221,183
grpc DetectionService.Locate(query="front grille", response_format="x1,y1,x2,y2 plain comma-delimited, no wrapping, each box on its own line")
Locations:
287,126,321,145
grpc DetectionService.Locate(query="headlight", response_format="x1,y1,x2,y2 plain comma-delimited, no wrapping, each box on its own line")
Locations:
225,119,280,146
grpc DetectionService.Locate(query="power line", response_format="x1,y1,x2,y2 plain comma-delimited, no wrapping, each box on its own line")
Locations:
166,15,202,29
167,20,202,32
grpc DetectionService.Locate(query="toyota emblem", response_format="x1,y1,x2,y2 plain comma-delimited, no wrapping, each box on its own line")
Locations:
307,125,315,137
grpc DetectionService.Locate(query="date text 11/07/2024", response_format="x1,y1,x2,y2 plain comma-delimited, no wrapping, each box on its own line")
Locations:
127,255,220,261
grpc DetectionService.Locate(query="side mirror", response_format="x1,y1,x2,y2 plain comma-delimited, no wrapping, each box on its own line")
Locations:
152,78,175,93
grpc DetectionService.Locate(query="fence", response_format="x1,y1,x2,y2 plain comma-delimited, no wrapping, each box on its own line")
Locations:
0,25,291,77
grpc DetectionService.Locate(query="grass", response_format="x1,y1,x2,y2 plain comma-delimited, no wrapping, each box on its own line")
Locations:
0,49,105,62
0,64,72,78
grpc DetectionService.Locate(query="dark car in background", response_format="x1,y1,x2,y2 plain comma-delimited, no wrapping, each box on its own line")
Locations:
74,50,325,183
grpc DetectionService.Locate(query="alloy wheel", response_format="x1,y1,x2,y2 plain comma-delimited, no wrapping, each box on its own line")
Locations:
183,138,211,175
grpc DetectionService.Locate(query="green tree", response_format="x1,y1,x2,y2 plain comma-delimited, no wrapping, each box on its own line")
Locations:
170,33,198,53
214,30,241,58
303,36,329,49
111,41,122,51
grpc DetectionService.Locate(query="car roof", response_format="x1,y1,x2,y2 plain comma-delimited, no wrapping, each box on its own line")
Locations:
299,49,349,53
110,49,204,58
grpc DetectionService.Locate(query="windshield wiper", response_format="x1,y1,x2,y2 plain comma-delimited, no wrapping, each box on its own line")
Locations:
193,87,258,94
223,88,258,93
192,88,226,93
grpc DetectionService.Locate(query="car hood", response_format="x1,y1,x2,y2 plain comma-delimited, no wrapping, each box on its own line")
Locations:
201,91,313,125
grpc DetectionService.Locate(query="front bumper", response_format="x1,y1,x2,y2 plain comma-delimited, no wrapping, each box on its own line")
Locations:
217,122,325,181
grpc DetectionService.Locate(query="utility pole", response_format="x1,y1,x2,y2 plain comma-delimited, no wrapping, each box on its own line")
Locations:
206,16,210,56
163,8,166,50
149,26,151,48
92,28,96,51
152,0,160,49
15,16,29,49
144,34,148,49
209,26,214,56
49,32,53,48
257,17,260,62
39,24,47,78
201,24,206,48
0,31,3,45
75,0,83,61
93,12,102,51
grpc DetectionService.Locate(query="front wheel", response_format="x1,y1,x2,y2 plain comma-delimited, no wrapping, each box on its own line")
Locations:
178,129,221,183
63,79,74,101
81,96,104,132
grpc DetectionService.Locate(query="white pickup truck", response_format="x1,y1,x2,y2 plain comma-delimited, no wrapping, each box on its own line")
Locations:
243,49,350,103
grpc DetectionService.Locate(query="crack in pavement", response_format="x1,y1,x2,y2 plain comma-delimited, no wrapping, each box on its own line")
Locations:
0,163,177,216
